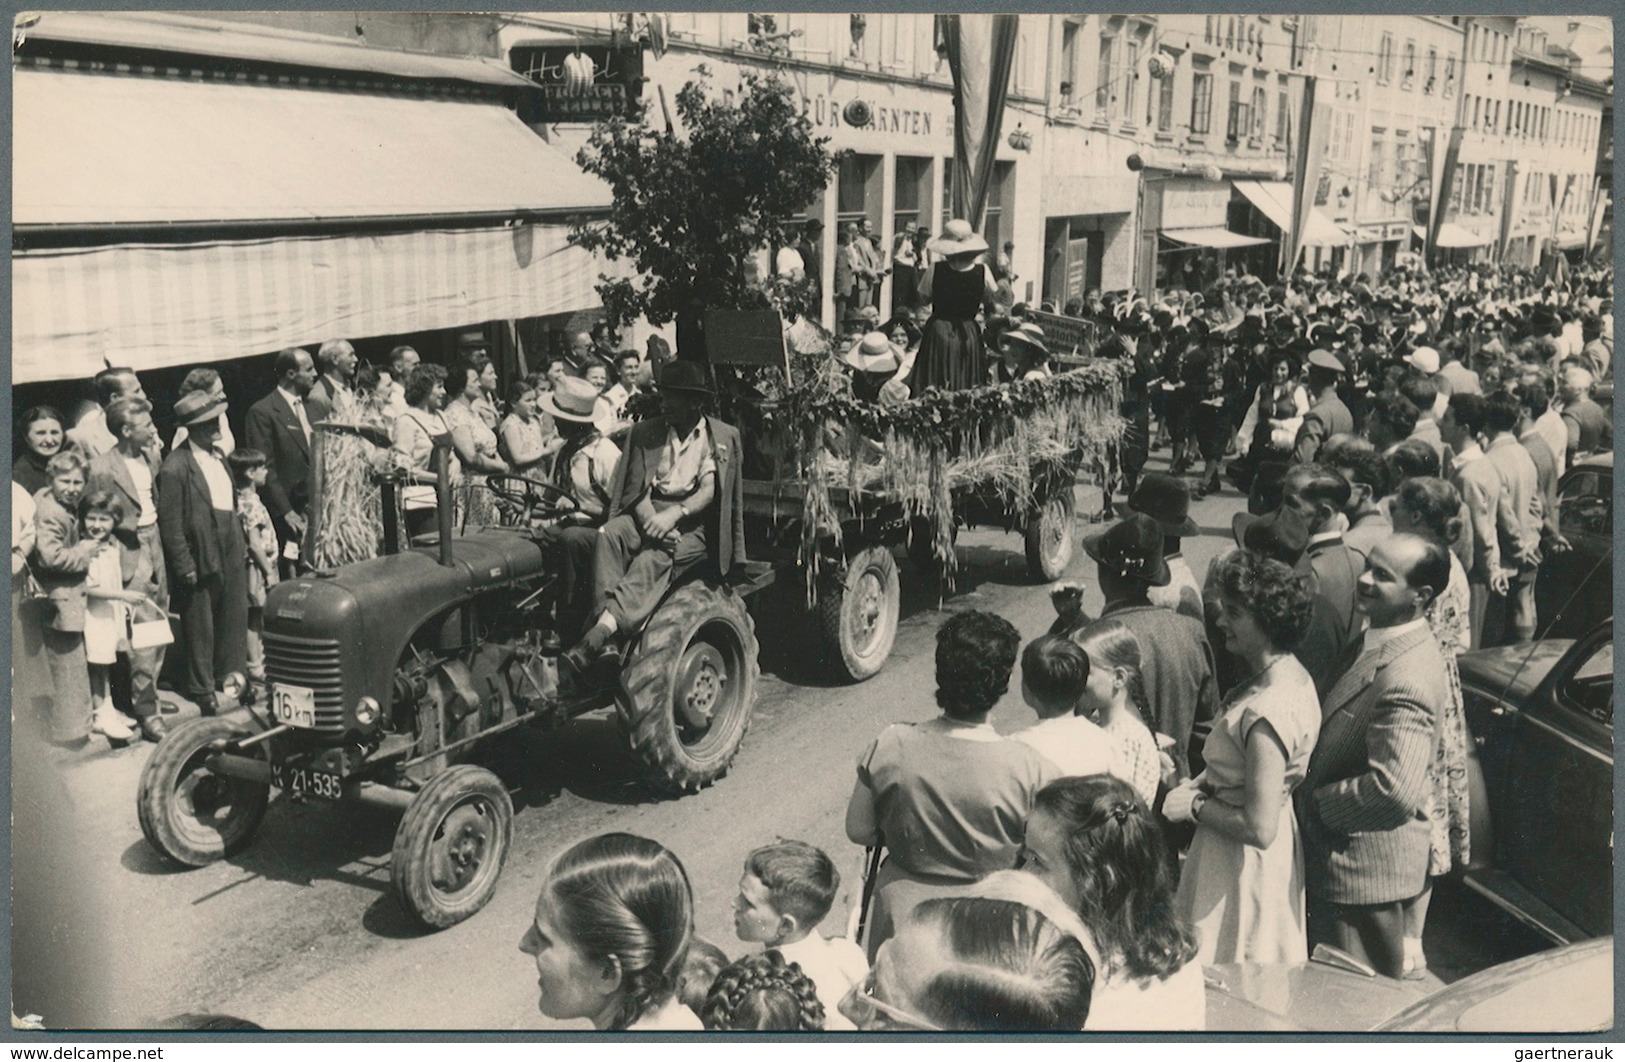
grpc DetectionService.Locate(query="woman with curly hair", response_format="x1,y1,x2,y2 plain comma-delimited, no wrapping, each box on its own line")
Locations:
701,950,825,1031
1021,776,1204,1030
1163,549,1320,964
519,832,700,1030
1391,476,1473,978
845,610,1061,961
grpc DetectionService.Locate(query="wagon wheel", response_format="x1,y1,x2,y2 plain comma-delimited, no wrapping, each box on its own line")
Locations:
817,545,901,682
1024,483,1077,583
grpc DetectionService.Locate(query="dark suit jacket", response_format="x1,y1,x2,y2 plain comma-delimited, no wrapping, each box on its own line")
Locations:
607,414,746,577
157,446,238,584
30,489,90,632
1298,622,1446,906
89,447,162,584
244,388,330,527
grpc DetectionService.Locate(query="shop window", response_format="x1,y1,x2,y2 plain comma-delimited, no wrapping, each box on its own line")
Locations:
1191,66,1213,136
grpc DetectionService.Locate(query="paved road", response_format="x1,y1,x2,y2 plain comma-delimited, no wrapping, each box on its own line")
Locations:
13,456,1549,1031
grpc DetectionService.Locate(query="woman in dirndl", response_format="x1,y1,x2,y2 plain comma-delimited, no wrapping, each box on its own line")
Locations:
912,220,998,393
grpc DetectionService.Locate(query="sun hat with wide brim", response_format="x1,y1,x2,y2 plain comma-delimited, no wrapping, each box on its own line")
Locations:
844,332,903,374
654,359,714,396
174,391,228,427
928,219,990,257
540,375,602,423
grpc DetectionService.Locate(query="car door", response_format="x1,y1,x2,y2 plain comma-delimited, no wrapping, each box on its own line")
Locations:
1497,625,1614,938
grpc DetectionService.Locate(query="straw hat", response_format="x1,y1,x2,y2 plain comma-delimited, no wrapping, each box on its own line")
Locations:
174,391,228,427
540,376,602,423
843,332,903,374
928,219,989,257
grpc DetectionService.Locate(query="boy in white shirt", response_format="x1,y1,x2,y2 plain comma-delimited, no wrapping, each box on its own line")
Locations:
1014,633,1124,778
731,840,868,1030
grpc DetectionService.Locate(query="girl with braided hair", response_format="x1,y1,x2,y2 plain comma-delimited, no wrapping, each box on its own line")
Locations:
700,950,825,1031
519,833,700,1030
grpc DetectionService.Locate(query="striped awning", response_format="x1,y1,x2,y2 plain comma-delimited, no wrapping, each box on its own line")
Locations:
1232,180,1349,247
13,223,605,384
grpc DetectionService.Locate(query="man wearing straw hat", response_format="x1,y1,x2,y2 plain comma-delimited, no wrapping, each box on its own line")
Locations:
562,361,745,674
535,375,623,645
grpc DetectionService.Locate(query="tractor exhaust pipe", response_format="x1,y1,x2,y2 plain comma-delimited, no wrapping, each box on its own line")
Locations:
433,440,455,568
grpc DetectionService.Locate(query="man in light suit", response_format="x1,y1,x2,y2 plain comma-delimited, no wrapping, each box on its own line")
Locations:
244,347,329,574
88,396,169,741
1298,533,1450,979
562,360,745,674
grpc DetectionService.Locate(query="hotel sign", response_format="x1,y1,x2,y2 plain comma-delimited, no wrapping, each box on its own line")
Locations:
513,45,643,124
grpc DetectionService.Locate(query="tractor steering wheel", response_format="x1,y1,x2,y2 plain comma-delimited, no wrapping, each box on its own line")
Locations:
485,473,579,526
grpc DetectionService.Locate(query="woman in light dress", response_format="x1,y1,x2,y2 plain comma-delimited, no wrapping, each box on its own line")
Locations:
1164,549,1320,964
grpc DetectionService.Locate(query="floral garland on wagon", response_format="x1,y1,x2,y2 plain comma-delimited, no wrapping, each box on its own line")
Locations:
719,327,1124,596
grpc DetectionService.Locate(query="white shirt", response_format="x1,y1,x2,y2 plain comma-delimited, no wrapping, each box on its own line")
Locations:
593,382,639,434
773,934,868,1032
561,436,622,519
173,415,235,457
188,439,235,511
1013,714,1123,779
278,385,313,441
121,454,158,527
1533,408,1568,477
775,245,806,278
653,418,716,497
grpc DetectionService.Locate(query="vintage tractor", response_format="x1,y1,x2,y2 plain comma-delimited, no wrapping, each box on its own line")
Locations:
137,443,766,929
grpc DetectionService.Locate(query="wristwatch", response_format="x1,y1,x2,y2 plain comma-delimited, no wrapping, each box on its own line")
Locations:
1190,791,1208,823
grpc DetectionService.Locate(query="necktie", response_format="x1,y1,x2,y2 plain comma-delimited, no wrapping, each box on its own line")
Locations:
292,397,311,442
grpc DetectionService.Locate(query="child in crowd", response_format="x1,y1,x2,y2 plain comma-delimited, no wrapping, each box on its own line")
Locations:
80,490,147,740
1014,634,1122,779
676,936,731,1017
701,950,826,1031
228,449,279,686
731,839,867,1031
1071,621,1162,807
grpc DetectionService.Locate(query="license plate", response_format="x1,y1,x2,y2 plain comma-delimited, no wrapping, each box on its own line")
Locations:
271,683,318,729
270,761,344,801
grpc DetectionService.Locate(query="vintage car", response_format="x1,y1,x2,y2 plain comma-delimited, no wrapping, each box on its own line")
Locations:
1534,452,1612,640
1459,620,1613,943
1206,938,1612,1033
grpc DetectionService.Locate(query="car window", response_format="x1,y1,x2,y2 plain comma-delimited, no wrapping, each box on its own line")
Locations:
1560,640,1614,729
1558,472,1612,536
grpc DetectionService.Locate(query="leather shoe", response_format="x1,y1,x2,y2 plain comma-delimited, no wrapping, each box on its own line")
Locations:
140,715,168,743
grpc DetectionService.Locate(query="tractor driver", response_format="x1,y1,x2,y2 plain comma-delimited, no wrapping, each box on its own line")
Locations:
534,375,621,645
561,361,746,675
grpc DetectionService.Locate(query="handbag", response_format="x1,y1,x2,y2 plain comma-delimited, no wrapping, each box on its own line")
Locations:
127,602,175,650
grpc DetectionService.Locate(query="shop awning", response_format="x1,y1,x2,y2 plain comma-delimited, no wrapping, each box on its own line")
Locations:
13,224,612,384
1162,227,1272,249
1412,223,1494,249
12,64,619,384
1232,180,1348,247
15,65,610,229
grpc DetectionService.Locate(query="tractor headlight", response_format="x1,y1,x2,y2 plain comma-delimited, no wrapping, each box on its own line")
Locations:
221,672,247,702
355,696,381,727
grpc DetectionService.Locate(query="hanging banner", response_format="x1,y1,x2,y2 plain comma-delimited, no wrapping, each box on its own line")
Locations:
1426,126,1463,267
942,13,1019,229
1281,75,1330,276
1497,159,1520,263
1587,184,1608,256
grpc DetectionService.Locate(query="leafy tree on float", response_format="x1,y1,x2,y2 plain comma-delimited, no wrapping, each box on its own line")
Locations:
571,69,836,357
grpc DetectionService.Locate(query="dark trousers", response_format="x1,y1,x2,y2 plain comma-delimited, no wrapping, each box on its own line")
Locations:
1482,569,1537,647
1307,894,1409,978
125,523,168,720
591,514,708,633
550,525,600,643
171,511,249,710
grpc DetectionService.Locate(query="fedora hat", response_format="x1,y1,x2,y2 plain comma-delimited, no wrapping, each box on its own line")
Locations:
655,359,714,396
1126,473,1197,537
844,332,903,374
1082,513,1171,587
540,375,602,423
928,219,989,257
174,391,228,427
1232,507,1309,567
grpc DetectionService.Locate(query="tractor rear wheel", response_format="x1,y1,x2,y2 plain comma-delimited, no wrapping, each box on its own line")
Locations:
617,582,759,795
